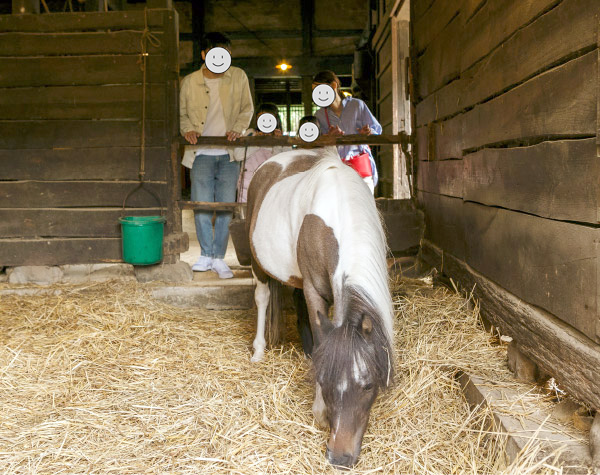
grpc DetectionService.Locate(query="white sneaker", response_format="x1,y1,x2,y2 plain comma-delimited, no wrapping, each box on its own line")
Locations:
211,259,234,279
192,256,213,272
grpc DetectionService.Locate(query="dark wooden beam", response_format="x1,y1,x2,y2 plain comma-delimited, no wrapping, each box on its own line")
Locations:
191,0,204,70
302,75,313,117
195,55,353,77
0,10,165,32
179,29,363,42
179,201,245,212
285,79,292,132
177,133,410,147
301,0,314,55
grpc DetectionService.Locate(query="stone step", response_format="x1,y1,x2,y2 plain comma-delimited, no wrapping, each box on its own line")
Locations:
150,267,256,309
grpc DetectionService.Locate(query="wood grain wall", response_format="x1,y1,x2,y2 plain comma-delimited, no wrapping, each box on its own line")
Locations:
413,0,600,406
373,19,395,197
0,10,185,266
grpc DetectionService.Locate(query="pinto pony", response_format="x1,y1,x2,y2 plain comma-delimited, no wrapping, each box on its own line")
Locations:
246,147,394,468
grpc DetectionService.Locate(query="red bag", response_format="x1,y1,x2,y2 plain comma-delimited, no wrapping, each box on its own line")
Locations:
344,152,373,178
323,107,373,178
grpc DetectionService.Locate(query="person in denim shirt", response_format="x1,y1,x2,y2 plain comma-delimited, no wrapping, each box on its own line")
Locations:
312,70,381,194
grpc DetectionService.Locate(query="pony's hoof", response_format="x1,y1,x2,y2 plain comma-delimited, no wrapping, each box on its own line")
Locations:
250,351,264,363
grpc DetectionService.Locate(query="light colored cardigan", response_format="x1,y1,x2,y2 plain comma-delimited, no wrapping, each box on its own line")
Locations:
179,65,254,168
236,129,292,202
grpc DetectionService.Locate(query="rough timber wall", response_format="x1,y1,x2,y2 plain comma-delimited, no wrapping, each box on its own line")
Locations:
413,0,600,407
373,20,394,197
0,10,185,266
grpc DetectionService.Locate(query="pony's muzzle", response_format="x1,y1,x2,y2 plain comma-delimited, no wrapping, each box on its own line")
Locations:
325,414,366,468
325,447,356,469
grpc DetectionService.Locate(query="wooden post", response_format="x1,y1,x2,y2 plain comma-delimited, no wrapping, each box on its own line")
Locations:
302,75,313,117
301,0,314,56
192,1,205,71
164,10,184,260
12,0,39,14
285,79,292,133
597,21,600,160
391,17,400,199
391,2,411,200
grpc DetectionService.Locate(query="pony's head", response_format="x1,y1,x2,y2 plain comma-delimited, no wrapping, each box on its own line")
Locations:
313,287,393,468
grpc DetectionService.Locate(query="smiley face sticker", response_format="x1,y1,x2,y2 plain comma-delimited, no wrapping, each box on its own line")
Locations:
256,113,277,134
204,47,231,74
312,84,335,108
298,122,320,143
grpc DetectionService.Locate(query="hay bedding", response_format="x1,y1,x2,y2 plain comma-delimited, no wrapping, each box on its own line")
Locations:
0,278,570,474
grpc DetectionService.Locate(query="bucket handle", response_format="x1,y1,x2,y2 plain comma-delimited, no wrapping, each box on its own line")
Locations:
121,182,164,218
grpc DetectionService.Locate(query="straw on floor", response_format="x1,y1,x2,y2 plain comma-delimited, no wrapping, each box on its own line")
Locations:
0,277,574,474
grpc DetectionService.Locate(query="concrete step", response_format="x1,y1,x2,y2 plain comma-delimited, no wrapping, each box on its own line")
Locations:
150,267,256,309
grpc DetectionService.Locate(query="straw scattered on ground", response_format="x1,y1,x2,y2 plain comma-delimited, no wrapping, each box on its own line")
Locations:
0,276,581,474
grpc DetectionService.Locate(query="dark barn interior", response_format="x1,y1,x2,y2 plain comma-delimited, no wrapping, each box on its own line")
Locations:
1,0,600,472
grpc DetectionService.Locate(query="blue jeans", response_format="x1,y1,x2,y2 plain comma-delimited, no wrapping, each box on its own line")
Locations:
190,154,240,259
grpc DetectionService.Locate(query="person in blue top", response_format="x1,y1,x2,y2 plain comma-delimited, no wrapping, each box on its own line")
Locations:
312,70,382,194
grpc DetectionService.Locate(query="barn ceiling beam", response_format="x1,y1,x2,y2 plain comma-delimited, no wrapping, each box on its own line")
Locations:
179,29,363,42
181,55,353,77
233,55,353,77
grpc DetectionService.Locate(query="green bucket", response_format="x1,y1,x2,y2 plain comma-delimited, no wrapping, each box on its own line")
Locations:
119,216,166,266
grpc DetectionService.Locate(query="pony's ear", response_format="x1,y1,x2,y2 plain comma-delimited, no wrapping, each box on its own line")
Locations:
361,315,373,336
317,310,333,334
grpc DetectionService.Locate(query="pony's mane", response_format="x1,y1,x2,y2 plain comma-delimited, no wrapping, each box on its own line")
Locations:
279,147,395,342
313,285,394,390
314,151,394,342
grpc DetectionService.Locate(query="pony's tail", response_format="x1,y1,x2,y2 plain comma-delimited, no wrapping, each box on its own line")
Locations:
265,278,284,347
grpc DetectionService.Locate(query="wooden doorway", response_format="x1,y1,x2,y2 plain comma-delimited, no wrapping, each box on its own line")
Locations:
391,0,411,199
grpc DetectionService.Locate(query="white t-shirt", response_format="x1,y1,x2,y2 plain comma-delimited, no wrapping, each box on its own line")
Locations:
197,77,228,156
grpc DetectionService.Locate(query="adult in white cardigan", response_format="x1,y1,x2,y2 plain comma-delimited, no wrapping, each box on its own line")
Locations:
180,32,254,279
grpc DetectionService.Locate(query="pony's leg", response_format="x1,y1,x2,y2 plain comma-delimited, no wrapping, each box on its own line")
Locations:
251,274,270,363
313,382,328,427
293,288,314,357
302,281,333,425
302,280,331,350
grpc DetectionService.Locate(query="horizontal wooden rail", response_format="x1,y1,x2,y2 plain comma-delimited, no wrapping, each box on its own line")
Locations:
177,133,410,148
179,200,246,212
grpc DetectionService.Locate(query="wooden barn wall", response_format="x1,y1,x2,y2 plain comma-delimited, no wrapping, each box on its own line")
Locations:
412,0,600,407
373,18,394,197
0,10,184,266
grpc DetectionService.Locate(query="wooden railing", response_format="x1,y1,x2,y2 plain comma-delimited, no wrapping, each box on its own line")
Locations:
176,132,410,148
177,133,411,211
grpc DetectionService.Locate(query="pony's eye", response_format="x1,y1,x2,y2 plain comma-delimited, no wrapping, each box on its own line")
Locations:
363,383,374,391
